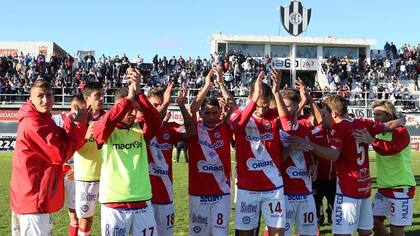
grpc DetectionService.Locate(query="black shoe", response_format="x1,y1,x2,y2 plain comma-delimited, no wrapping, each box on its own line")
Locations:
318,215,325,226
327,214,332,225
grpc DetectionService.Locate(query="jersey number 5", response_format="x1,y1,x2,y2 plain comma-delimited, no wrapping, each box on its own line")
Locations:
355,140,366,165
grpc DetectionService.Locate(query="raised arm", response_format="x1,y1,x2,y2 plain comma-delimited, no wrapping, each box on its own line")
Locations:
296,78,323,126
157,81,174,119
93,98,134,148
271,69,291,131
94,69,140,147
230,71,264,131
177,84,196,139
189,69,214,114
127,69,162,140
214,65,238,125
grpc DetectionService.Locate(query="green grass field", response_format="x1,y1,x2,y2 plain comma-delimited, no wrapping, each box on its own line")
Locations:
1,151,420,235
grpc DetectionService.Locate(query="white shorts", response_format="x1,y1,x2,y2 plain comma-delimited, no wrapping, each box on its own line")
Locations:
284,194,317,236
64,178,76,210
189,194,231,236
372,192,414,226
332,194,373,234
101,202,157,236
75,181,99,218
12,212,52,236
152,203,175,236
235,188,286,231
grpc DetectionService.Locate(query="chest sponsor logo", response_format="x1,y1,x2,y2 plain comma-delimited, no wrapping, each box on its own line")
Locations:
149,141,173,150
112,141,141,150
149,163,169,176
197,160,224,173
246,158,274,171
246,132,274,142
286,166,308,178
198,139,224,149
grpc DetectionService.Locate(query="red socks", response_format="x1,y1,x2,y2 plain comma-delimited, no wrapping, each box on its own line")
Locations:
68,223,78,236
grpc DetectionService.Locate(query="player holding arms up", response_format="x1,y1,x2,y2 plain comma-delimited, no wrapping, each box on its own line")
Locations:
93,69,161,235
181,67,236,236
231,69,291,236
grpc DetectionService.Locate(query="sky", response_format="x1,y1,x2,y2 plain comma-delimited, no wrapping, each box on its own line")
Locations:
1,0,419,61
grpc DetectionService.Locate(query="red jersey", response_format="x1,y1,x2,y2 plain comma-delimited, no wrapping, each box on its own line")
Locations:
330,118,383,198
280,123,313,195
185,121,233,196
230,101,288,191
311,126,336,180
147,122,181,204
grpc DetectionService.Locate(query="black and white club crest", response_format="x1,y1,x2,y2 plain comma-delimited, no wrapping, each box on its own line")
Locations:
280,0,311,36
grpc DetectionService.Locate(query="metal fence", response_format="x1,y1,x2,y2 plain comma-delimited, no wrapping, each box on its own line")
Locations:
1,87,419,111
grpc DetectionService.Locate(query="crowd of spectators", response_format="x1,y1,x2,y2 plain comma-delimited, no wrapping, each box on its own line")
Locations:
1,42,419,109
319,42,420,108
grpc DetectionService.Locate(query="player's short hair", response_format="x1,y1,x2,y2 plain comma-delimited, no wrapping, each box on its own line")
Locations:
82,82,102,97
322,94,347,116
317,101,332,113
249,80,273,101
372,100,398,119
114,87,128,102
282,89,300,105
30,79,51,92
147,87,165,98
70,94,86,104
201,96,220,110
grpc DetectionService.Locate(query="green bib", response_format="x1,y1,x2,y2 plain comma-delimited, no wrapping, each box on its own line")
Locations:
99,123,152,203
375,132,415,189
74,121,101,181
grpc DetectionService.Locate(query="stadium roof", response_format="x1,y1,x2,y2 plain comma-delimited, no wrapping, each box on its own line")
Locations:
210,32,376,47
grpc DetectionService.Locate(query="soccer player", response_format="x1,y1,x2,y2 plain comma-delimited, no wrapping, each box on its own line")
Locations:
10,80,88,235
231,69,291,236
93,68,161,235
280,87,340,236
353,101,415,236
319,95,406,236
279,89,318,236
52,95,87,236
310,103,337,228
181,67,236,236
73,82,105,236
145,82,185,236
